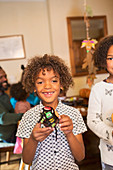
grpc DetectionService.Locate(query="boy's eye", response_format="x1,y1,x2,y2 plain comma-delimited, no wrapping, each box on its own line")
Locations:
52,79,58,83
37,81,43,84
106,58,113,60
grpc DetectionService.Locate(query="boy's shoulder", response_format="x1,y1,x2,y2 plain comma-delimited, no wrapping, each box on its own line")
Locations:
58,102,80,115
23,104,41,116
29,104,40,111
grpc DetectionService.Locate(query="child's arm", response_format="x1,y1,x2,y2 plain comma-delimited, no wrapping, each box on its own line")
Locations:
22,122,54,164
59,115,85,162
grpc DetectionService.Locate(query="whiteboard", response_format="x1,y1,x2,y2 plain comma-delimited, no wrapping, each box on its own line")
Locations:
0,35,26,61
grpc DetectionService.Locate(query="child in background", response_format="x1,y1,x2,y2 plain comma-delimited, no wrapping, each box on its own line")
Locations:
10,82,31,155
21,64,40,107
10,66,40,109
10,82,31,114
16,54,87,170
87,35,113,170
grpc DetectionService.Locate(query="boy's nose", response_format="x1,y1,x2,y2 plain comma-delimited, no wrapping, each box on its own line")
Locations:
44,81,52,88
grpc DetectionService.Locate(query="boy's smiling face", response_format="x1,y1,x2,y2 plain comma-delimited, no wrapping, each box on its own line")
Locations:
35,68,62,109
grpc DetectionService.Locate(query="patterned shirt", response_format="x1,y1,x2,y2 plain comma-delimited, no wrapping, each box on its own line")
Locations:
17,101,87,170
87,81,113,166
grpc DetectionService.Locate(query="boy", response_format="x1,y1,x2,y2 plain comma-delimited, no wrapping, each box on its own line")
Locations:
17,54,87,169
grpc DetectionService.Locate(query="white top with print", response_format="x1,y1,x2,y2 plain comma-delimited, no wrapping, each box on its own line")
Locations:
17,101,87,170
87,81,113,166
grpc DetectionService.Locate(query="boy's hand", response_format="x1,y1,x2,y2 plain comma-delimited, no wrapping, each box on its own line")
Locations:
31,123,54,142
59,115,73,135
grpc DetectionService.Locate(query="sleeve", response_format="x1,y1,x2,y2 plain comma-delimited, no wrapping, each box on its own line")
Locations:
72,109,87,135
10,97,17,109
16,113,31,139
87,86,113,145
0,102,23,125
16,109,38,139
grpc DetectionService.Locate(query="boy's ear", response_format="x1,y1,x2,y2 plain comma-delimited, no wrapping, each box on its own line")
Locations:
34,89,36,93
60,86,64,93
60,86,64,91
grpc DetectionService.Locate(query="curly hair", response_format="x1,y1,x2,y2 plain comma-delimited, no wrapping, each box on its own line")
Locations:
10,82,28,101
94,35,113,69
22,54,74,93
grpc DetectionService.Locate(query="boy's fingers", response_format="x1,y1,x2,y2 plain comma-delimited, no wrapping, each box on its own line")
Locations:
59,115,69,123
35,123,54,132
35,122,41,128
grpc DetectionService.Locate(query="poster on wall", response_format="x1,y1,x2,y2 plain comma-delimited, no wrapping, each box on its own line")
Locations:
0,34,26,61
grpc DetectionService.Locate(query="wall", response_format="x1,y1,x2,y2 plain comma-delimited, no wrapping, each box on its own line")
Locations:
0,0,113,96
48,0,113,96
0,1,51,82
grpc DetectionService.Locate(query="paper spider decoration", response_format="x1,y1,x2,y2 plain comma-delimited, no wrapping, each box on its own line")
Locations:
38,106,59,141
38,106,59,128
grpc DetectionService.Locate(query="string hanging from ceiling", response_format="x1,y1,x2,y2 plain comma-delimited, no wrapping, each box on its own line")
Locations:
81,0,98,88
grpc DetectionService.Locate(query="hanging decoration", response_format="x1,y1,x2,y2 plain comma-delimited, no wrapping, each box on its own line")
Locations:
81,0,98,88
81,39,98,53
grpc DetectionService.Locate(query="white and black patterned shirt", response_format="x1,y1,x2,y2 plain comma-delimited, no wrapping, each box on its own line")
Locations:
17,101,87,170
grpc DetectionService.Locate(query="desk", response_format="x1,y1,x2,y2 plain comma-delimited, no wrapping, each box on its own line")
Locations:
62,96,88,117
0,142,20,165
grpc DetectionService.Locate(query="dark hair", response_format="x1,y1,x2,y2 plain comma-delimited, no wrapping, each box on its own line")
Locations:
10,82,28,101
22,54,74,93
20,64,25,82
94,35,113,69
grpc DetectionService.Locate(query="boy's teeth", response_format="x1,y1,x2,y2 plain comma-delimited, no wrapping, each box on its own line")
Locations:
44,92,53,94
